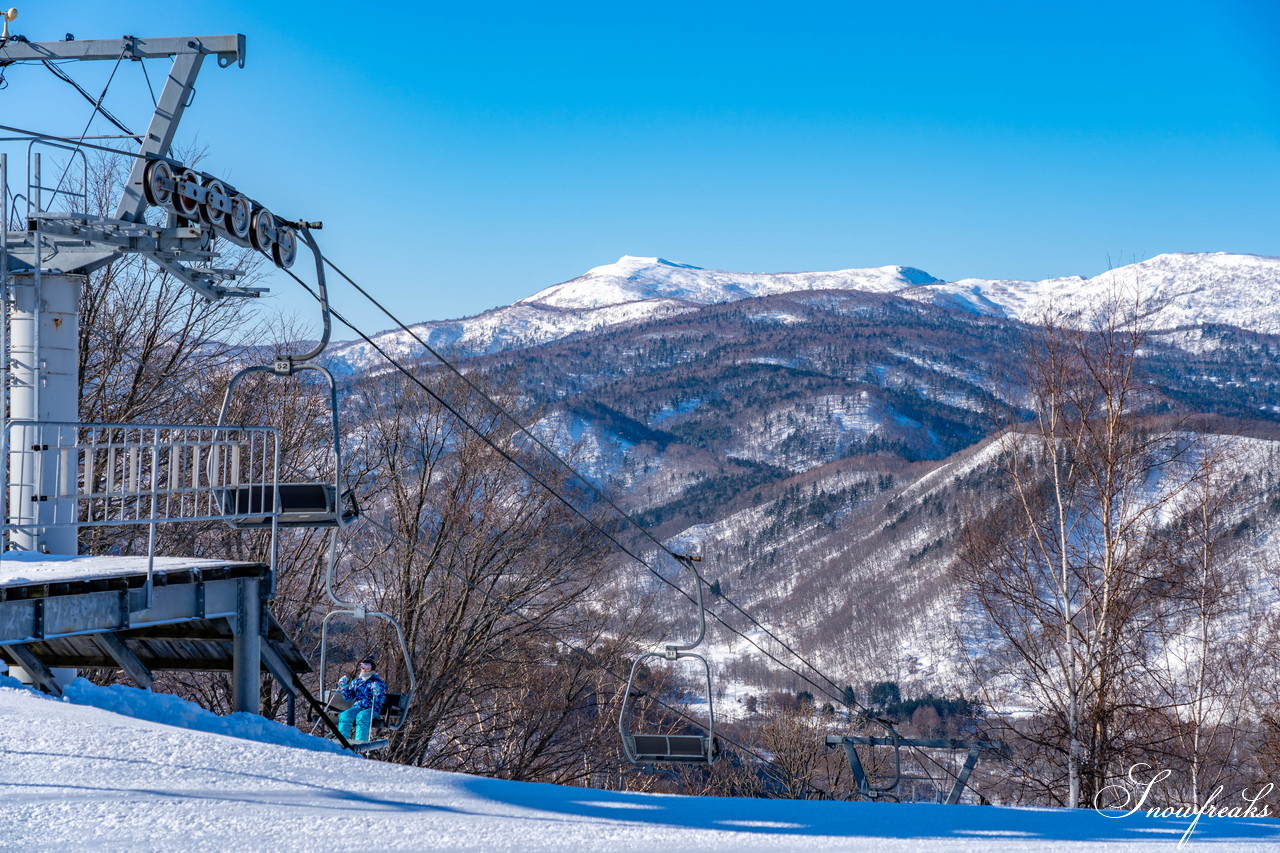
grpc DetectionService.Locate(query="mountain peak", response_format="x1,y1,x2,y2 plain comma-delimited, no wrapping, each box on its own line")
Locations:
585,256,705,277
524,256,943,311
915,251,1280,332
330,251,1280,368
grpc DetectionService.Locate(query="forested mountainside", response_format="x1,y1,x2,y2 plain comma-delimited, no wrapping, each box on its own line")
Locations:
321,252,1280,697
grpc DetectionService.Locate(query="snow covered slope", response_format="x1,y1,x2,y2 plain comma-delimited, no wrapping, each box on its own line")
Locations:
909,252,1280,333
5,679,1279,852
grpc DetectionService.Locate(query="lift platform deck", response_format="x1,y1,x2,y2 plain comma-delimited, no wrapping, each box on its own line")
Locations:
0,556,308,705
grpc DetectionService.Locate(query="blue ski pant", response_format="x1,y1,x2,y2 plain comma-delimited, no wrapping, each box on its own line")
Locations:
338,706,373,741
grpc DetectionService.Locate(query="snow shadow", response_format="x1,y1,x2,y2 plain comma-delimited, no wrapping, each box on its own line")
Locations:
462,777,1280,845
6,744,468,817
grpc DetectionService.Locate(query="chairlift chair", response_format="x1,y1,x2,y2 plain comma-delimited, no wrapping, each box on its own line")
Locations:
317,606,417,734
315,531,417,736
619,649,720,765
828,722,905,800
618,555,720,768
310,686,409,752
212,227,358,530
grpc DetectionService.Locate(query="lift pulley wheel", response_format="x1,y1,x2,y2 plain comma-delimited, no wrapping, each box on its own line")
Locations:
250,206,277,254
273,225,298,269
227,193,253,240
174,169,203,219
201,178,230,228
143,160,175,208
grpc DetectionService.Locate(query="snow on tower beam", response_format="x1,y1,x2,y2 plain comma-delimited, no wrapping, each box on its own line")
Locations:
0,560,310,703
0,560,269,644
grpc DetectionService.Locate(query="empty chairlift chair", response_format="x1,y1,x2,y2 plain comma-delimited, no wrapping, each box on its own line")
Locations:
211,227,358,530
618,555,720,769
213,362,358,529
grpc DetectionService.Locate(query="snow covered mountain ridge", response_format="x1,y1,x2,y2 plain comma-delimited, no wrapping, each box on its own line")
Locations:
916,251,1280,331
520,255,941,311
329,251,1280,369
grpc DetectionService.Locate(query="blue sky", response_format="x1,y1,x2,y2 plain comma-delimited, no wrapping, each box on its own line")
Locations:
2,1,1278,336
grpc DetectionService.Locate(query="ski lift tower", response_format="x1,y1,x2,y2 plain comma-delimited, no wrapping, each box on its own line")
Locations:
0,22,312,715
1,29,255,545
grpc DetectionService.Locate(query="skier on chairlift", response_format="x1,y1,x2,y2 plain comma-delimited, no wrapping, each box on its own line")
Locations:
337,657,386,743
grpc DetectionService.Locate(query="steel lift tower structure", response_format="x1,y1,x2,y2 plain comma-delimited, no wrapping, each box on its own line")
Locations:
0,26,313,715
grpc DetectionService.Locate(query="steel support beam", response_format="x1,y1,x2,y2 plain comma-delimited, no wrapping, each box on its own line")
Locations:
838,740,870,796
947,747,982,805
0,34,244,64
231,577,261,714
93,631,154,690
260,641,296,697
5,642,61,696
116,51,205,225
260,641,300,728
826,734,1004,751
825,735,1007,803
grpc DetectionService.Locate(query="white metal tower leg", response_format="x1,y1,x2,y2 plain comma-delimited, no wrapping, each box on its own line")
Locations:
232,577,262,714
7,272,82,555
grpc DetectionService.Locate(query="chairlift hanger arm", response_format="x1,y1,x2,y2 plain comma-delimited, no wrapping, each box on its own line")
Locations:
664,554,707,653
0,34,245,64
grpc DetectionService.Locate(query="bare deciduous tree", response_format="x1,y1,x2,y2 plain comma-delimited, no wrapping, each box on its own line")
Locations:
957,287,1201,807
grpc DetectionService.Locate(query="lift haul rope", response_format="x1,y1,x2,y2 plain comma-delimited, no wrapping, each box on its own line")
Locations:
362,516,832,799
318,256,852,696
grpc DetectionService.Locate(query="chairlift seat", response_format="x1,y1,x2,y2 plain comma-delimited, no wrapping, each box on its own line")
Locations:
312,689,405,732
626,734,718,764
217,482,359,528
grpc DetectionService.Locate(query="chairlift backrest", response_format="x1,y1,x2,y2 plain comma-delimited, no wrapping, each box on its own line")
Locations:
626,733,719,764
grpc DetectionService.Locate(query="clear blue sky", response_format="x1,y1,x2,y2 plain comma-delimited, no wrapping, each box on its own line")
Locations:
3,1,1278,338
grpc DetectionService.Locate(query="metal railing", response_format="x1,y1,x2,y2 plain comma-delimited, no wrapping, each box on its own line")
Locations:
2,421,280,602
26,141,89,217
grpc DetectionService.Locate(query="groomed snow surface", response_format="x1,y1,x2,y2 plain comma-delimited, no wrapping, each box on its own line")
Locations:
3,679,1279,851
